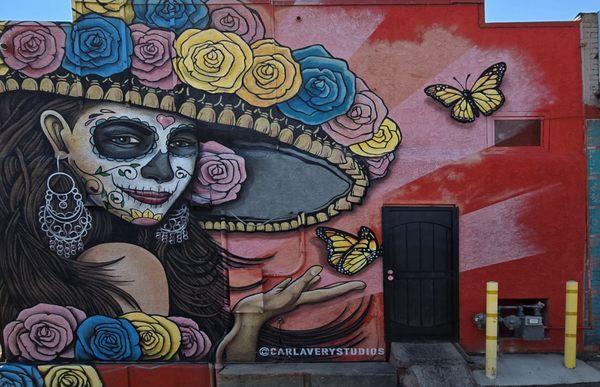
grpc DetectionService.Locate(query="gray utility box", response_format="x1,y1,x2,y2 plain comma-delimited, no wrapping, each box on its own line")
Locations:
517,315,545,341
473,301,546,341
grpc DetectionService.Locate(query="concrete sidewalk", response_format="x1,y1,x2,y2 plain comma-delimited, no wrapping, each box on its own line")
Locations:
215,352,600,386
217,362,398,387
472,354,600,386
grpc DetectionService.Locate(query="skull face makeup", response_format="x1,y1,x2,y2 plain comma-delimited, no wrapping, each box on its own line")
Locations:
41,103,199,226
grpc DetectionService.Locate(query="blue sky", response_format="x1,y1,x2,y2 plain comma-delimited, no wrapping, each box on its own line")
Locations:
0,0,598,22
486,0,599,22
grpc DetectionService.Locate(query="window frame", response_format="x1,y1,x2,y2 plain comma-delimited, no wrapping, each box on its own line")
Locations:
487,113,549,150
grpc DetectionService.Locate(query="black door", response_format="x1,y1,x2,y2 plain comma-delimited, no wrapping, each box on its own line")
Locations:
383,206,458,340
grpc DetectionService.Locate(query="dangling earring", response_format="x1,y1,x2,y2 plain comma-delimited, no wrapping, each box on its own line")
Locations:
38,157,92,259
155,205,190,244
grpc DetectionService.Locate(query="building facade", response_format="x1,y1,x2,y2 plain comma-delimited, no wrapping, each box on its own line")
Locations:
0,0,590,385
582,11,600,347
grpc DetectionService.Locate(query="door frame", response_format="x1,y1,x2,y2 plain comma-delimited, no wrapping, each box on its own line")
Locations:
382,205,460,342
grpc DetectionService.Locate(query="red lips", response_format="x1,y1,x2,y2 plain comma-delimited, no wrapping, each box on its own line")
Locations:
122,188,172,205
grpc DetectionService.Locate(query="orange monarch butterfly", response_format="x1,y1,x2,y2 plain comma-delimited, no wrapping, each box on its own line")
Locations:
424,62,507,123
316,226,382,276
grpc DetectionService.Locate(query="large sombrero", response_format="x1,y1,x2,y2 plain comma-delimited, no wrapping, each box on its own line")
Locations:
0,0,401,232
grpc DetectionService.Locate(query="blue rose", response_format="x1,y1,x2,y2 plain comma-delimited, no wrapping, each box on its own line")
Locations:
133,0,209,34
277,45,356,126
75,316,142,361
0,364,43,387
62,14,133,77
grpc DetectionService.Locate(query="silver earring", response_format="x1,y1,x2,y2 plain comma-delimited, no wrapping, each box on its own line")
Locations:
38,158,92,258
155,205,190,244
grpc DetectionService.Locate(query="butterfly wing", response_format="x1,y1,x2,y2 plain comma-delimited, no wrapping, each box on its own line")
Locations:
358,226,376,240
424,84,465,107
316,227,359,268
451,98,476,123
470,62,507,92
471,89,505,117
425,84,475,123
337,228,382,276
470,62,507,116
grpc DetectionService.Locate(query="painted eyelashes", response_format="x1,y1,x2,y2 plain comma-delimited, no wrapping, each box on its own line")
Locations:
91,116,199,160
92,117,159,160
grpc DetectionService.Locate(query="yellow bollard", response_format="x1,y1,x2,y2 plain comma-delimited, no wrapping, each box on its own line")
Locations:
485,281,498,379
564,280,578,369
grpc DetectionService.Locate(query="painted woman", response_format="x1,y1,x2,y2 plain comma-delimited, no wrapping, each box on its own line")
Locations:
0,0,399,365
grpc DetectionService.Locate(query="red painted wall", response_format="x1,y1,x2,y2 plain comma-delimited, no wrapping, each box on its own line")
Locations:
221,1,586,354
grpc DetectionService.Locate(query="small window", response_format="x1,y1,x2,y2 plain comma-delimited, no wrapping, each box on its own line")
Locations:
494,119,542,147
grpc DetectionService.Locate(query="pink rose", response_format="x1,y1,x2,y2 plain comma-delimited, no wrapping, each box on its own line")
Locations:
168,317,211,360
0,22,65,78
208,1,265,44
3,303,86,361
365,152,395,180
190,141,247,205
130,24,179,90
321,78,388,146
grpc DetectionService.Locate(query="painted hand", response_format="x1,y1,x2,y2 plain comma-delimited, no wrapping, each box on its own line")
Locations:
235,265,366,322
216,265,366,365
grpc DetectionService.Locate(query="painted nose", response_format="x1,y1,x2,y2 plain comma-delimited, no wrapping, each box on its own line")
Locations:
141,152,174,184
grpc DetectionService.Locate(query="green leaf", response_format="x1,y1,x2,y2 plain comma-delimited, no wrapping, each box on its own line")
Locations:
95,166,102,174
118,169,125,177
130,163,140,168
100,172,110,177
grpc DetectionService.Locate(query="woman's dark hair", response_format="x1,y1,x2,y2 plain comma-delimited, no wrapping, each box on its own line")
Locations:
0,92,369,361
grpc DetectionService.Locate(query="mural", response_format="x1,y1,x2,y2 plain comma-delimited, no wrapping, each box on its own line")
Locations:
0,0,399,376
0,0,586,384
424,62,507,123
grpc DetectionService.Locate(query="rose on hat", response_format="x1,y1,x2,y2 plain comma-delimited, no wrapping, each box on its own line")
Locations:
173,28,253,93
0,22,65,78
133,0,209,35
130,24,179,90
208,0,265,44
62,14,133,77
237,39,302,107
321,78,388,146
277,45,357,126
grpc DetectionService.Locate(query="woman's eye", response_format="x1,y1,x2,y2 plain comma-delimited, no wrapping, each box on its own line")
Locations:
110,136,141,145
169,139,194,148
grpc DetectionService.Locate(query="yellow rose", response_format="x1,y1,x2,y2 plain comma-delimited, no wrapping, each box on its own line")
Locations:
0,23,7,76
349,118,402,157
236,39,302,108
39,365,103,387
122,312,181,360
173,28,253,93
72,0,135,23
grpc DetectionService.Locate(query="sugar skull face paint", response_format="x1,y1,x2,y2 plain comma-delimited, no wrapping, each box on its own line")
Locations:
52,103,198,226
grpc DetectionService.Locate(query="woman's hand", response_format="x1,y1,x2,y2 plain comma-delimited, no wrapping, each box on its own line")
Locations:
216,265,366,365
238,265,366,322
